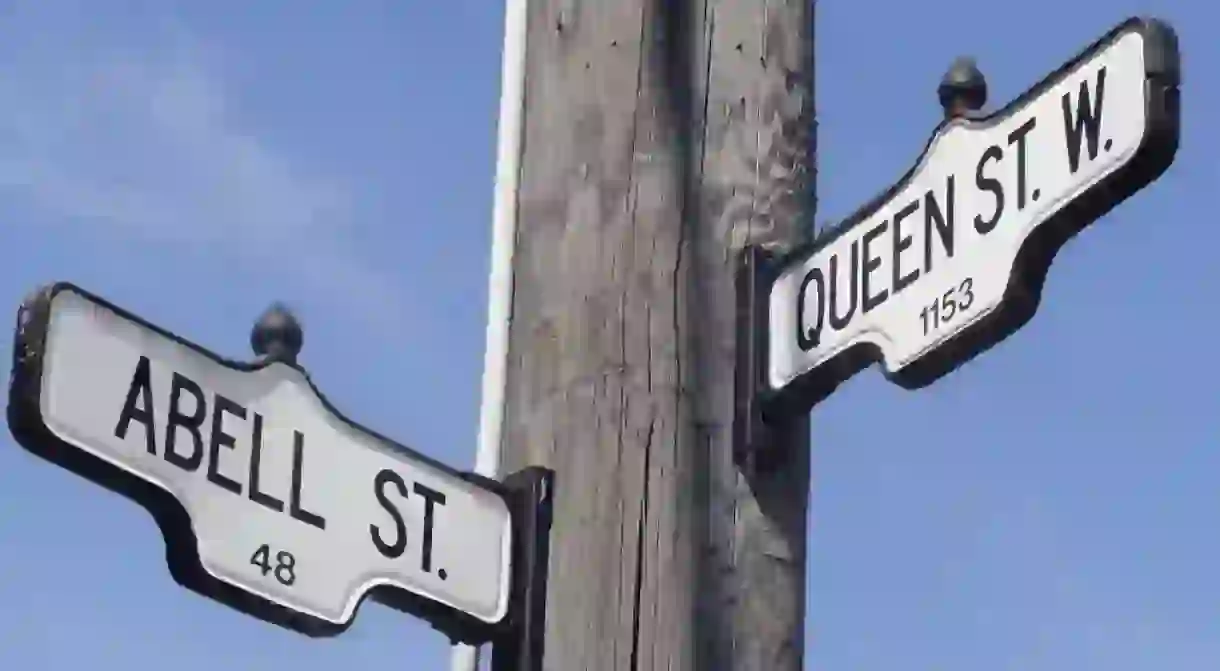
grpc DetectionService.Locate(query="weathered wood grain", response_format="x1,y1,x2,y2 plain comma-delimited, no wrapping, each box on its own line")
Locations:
499,1,815,668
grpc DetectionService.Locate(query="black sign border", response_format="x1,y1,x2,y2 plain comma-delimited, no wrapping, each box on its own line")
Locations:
761,16,1180,419
7,281,516,643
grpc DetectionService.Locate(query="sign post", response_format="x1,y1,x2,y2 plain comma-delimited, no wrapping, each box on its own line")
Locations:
7,282,552,664
737,16,1180,462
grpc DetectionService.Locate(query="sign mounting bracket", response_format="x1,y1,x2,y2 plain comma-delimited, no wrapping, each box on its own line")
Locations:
489,467,555,671
734,244,783,471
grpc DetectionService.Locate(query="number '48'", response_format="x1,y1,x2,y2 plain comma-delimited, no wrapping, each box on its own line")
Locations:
251,544,297,586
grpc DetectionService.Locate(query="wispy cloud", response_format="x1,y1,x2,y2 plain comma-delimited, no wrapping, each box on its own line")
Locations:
0,6,410,330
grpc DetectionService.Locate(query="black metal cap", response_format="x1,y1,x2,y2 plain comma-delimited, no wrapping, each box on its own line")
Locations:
938,56,987,118
251,302,303,364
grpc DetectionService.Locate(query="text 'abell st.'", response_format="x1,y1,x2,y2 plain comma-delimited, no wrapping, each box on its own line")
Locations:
7,284,526,637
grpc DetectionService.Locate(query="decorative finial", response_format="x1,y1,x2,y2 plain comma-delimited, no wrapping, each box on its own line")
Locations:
251,302,303,365
938,56,987,119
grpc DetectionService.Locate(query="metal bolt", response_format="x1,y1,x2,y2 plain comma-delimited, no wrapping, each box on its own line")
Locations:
251,302,303,365
938,56,987,119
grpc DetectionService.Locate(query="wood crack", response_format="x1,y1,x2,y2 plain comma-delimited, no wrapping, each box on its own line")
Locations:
628,413,655,670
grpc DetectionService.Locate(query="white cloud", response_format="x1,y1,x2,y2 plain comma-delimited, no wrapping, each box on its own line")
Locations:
0,10,411,331
0,28,334,238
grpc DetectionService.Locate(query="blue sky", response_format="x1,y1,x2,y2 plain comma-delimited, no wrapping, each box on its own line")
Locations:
0,1,1212,669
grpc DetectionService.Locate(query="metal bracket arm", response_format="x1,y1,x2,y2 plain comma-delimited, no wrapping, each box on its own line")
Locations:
733,245,782,472
490,466,555,671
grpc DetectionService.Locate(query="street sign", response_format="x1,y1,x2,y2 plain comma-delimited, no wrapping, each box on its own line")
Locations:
761,16,1179,413
7,283,518,639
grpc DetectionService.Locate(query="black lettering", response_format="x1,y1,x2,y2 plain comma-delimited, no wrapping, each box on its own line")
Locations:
413,483,446,574
891,199,920,295
247,413,284,513
795,267,824,351
274,550,296,585
974,145,1004,234
370,469,409,559
206,395,245,495
1062,67,1107,174
861,221,889,313
250,545,296,585
164,372,205,472
828,242,858,330
114,356,157,455
251,544,272,575
1008,116,1037,210
924,175,955,272
288,430,326,530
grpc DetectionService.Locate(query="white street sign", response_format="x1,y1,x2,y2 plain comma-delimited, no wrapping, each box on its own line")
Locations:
8,284,514,636
764,17,1179,406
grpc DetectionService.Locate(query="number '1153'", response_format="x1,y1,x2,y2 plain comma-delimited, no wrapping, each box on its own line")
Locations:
920,278,975,335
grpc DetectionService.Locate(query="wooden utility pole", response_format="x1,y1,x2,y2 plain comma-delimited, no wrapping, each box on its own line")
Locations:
496,1,815,668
